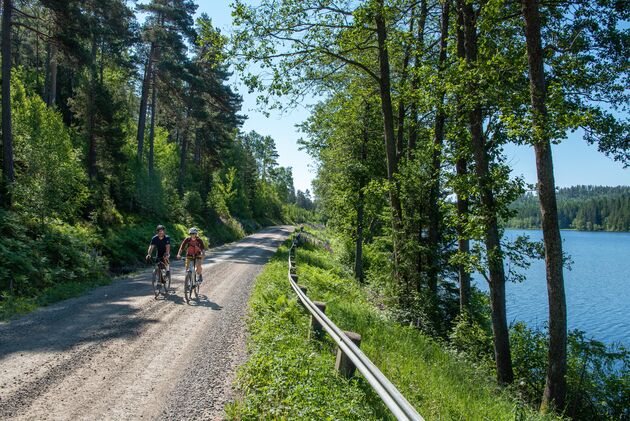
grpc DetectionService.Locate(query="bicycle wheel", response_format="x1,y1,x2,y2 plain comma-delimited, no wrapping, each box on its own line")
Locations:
184,272,192,303
163,271,171,296
193,274,199,300
152,268,160,298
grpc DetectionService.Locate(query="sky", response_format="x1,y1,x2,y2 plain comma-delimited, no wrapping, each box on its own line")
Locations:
195,1,629,193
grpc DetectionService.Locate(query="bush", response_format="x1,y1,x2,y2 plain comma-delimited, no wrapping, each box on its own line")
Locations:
0,210,107,319
282,203,319,224
183,190,204,217
510,324,630,420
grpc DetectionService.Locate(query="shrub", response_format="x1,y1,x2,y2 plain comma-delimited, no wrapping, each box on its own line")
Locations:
510,324,630,420
0,209,107,317
183,190,204,217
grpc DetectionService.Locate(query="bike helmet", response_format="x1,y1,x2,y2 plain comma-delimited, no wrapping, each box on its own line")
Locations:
188,227,198,235
156,224,165,233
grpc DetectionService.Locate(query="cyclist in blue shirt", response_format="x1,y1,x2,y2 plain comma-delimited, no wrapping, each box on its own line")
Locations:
146,224,171,278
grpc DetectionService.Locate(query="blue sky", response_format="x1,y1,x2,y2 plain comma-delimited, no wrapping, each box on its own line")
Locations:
196,1,629,192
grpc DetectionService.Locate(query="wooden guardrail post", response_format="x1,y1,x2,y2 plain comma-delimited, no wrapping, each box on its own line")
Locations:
309,301,327,340
336,331,362,378
295,283,308,308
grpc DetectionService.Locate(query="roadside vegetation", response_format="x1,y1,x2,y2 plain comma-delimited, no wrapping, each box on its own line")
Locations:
228,235,559,420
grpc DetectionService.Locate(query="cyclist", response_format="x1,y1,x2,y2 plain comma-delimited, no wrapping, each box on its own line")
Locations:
146,224,171,279
177,227,205,284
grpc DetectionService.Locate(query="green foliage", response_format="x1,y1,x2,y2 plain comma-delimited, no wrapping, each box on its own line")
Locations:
511,325,629,420
282,203,320,224
227,243,384,420
206,173,232,219
0,209,107,313
11,73,87,223
449,312,495,371
231,237,554,420
182,190,204,217
449,314,630,420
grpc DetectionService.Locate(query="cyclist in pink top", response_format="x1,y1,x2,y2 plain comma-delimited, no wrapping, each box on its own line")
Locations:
177,227,205,283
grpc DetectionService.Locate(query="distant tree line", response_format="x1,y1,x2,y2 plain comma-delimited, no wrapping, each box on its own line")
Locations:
508,186,630,232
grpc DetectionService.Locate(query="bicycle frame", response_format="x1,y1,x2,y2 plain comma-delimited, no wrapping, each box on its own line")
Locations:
185,255,202,277
151,256,170,298
184,255,202,302
154,258,168,279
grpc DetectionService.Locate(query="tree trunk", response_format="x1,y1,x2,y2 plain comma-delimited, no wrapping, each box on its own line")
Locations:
43,41,50,100
12,19,19,67
427,0,450,294
407,0,427,159
136,42,155,161
178,130,187,196
375,1,404,285
396,10,415,162
456,157,471,311
194,130,201,165
1,0,14,208
521,0,567,411
48,43,57,106
148,69,157,176
355,124,369,282
86,35,98,179
462,0,513,385
455,1,471,313
406,0,428,288
35,20,41,95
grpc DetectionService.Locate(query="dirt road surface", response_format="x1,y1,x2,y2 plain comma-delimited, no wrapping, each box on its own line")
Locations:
0,226,292,421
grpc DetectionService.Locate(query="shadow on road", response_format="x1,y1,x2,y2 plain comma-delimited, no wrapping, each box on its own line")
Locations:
186,295,223,310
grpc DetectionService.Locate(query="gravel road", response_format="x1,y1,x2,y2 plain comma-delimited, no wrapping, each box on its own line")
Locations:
0,226,292,421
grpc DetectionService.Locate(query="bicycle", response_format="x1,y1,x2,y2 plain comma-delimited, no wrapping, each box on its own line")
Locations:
182,254,202,303
149,256,171,298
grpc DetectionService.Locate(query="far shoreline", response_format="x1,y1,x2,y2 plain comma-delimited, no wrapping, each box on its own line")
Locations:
504,227,630,233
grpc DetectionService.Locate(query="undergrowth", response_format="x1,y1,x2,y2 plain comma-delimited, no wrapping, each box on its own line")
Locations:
0,210,260,321
228,237,556,420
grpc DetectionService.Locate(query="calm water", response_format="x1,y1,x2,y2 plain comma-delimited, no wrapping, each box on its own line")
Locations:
474,229,630,347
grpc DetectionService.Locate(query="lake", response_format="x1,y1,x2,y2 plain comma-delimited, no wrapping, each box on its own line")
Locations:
474,229,630,347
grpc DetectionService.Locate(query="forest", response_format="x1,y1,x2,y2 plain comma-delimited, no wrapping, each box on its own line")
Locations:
0,0,314,314
508,186,630,231
0,0,628,419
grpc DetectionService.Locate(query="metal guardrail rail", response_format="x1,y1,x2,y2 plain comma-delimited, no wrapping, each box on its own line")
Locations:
288,234,424,421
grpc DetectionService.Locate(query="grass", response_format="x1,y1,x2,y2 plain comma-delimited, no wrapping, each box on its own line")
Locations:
228,237,560,420
226,241,389,420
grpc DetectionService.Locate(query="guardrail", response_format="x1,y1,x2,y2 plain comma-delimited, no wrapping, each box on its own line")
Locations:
288,232,424,421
